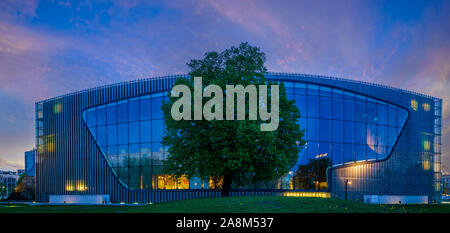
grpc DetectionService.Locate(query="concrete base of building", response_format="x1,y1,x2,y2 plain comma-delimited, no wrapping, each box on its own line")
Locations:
49,194,110,204
363,195,428,204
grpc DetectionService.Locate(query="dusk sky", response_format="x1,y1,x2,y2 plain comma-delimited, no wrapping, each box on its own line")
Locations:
0,0,448,172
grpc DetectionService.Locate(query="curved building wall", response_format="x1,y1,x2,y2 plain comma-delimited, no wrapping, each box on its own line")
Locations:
35,73,442,203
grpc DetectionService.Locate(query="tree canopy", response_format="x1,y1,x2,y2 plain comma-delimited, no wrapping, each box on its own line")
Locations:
161,42,306,196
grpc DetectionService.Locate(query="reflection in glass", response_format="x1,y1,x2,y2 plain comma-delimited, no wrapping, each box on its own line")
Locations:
83,83,409,189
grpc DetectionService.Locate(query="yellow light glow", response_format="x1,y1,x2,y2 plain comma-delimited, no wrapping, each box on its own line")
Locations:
53,103,62,114
65,181,74,191
422,103,430,111
314,153,328,159
423,140,431,151
411,100,418,111
76,180,87,191
153,175,189,189
284,192,330,198
46,142,54,152
423,160,431,171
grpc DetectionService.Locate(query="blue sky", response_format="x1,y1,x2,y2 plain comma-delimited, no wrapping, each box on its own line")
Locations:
0,0,449,172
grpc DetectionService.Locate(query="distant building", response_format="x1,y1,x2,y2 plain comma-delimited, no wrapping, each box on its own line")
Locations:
0,170,19,199
25,149,36,176
17,169,25,176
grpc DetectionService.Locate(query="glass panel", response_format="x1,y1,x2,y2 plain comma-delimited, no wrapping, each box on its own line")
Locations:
319,142,330,158
86,109,96,127
367,147,378,160
298,118,307,138
129,122,140,144
140,120,151,143
107,124,117,146
129,98,140,122
140,143,152,166
117,123,128,145
308,118,319,141
152,142,164,164
152,119,164,142
356,99,366,122
308,84,319,95
332,89,343,99
152,97,164,119
367,100,377,124
378,103,387,125
107,146,118,167
367,124,377,146
388,104,397,126
320,97,331,119
319,119,331,141
343,144,355,163
398,108,408,127
140,97,151,120
118,145,128,168
332,98,343,120
356,122,366,145
332,120,343,142
295,83,307,95
128,166,141,189
356,144,366,161
297,149,308,165
377,145,387,160
307,141,319,159
129,144,140,166
344,99,355,121
332,143,343,165
107,103,117,125
117,100,128,123
308,96,319,118
387,126,397,147
97,125,107,146
344,121,355,143
378,125,387,147
97,106,107,126
295,95,307,117
283,81,294,95
320,86,331,97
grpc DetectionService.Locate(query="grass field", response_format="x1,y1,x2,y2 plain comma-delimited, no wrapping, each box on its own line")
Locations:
1,196,449,213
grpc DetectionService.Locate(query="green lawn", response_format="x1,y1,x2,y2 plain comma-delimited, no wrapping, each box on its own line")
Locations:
0,196,449,213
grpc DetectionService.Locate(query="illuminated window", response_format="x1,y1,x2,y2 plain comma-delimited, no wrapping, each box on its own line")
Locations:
422,103,430,111
65,181,74,191
423,140,431,151
46,134,55,152
423,160,431,171
76,180,87,191
410,100,418,111
53,103,62,114
153,175,189,189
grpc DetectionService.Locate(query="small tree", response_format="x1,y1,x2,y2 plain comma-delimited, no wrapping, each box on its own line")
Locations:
162,42,306,196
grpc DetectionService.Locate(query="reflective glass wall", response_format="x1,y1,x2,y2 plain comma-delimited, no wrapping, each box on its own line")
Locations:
84,92,169,190
83,80,408,190
286,82,408,168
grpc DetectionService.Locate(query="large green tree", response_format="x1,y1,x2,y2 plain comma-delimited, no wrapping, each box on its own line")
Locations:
162,42,306,196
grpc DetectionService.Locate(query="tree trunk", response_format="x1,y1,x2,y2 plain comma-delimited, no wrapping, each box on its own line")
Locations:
221,174,233,197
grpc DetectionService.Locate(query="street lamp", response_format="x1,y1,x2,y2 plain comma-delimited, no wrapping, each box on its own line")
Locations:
344,179,351,200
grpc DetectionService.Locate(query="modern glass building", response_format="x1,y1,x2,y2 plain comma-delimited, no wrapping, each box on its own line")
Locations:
35,73,443,203
25,149,36,177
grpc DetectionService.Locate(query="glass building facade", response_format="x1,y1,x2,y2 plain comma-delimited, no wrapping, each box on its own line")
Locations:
35,73,443,203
